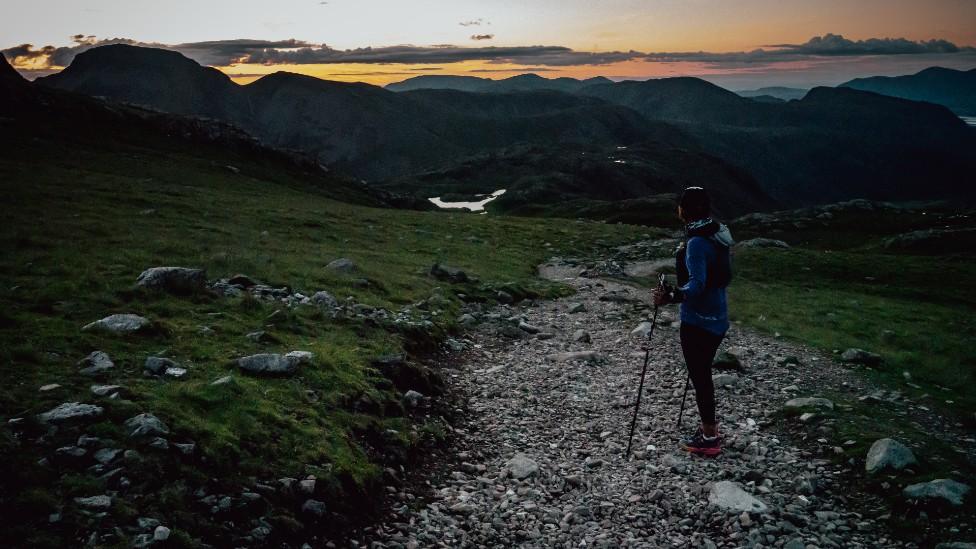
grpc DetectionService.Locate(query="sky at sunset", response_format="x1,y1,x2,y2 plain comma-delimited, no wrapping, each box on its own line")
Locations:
3,0,976,89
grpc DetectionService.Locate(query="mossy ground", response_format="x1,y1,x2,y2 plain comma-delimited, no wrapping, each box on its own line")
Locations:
0,124,653,545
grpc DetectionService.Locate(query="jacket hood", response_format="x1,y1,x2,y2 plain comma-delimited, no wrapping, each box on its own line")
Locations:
686,217,735,248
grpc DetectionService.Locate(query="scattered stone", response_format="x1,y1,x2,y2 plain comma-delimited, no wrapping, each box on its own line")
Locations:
78,351,115,376
547,351,605,363
712,351,743,371
736,238,790,249
403,390,424,408
124,413,170,438
93,448,122,465
174,442,196,455
136,267,206,294
708,481,768,513
326,258,357,273
505,454,539,480
712,373,739,388
228,274,259,288
865,438,918,474
903,479,970,506
518,321,541,334
311,290,338,308
74,495,112,509
245,330,279,344
631,321,653,338
90,384,121,397
572,329,591,343
784,397,834,410
37,402,103,424
496,290,514,304
567,302,586,314
82,314,150,334
840,348,883,366
302,499,327,517
39,383,61,392
145,356,178,375
237,353,306,375
153,526,171,541
211,375,233,386
164,367,187,378
430,263,469,283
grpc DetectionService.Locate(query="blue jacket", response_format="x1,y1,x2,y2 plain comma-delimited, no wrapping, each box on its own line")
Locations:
677,221,733,335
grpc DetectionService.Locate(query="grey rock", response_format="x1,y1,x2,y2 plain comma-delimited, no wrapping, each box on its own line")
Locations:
506,454,540,480
496,290,514,304
93,448,122,464
211,375,233,386
631,322,653,338
903,479,970,506
174,442,196,455
712,373,739,388
783,539,806,549
145,356,178,375
237,352,308,375
430,263,469,283
285,350,314,364
39,383,61,392
403,390,424,408
935,543,976,549
547,351,605,363
302,499,327,517
90,384,121,397
840,348,883,366
78,351,115,376
572,329,591,343
708,481,768,513
519,321,541,334
75,495,112,509
227,274,259,288
153,525,171,541
712,351,743,371
326,258,357,273
136,267,206,294
82,313,150,334
567,303,586,314
164,367,187,378
784,397,834,410
311,290,338,308
737,238,790,249
37,402,103,424
137,517,161,530
124,413,170,438
865,438,918,474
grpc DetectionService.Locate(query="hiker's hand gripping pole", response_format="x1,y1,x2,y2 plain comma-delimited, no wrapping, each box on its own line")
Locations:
625,274,666,458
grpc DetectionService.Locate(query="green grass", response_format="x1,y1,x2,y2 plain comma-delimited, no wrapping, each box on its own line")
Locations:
0,119,653,545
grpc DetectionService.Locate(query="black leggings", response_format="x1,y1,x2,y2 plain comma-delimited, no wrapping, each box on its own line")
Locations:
679,323,725,426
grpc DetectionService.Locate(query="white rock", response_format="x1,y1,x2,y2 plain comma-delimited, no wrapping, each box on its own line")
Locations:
153,525,171,541
784,397,834,410
506,454,540,479
124,413,169,438
708,481,768,513
712,373,739,388
903,479,970,506
78,351,115,376
37,402,103,424
82,314,150,334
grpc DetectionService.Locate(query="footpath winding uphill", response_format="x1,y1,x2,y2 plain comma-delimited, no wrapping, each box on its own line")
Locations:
361,248,965,548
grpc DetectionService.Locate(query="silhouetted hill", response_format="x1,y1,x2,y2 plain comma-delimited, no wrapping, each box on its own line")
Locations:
386,73,613,94
841,67,976,115
736,87,808,101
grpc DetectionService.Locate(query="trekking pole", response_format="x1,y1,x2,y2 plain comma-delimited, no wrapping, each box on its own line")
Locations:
625,273,665,459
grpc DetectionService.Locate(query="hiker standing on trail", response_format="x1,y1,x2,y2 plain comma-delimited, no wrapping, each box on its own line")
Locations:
653,187,734,456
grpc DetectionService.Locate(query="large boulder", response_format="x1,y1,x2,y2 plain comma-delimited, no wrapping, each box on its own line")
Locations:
903,479,970,506
78,351,115,376
237,352,312,376
136,267,206,294
430,263,469,283
865,438,917,474
83,314,150,334
840,348,883,366
310,291,338,308
144,356,179,375
37,402,104,424
708,481,768,513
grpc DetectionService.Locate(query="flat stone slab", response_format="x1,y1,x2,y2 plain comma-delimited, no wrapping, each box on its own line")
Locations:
136,267,206,294
903,479,970,506
37,402,104,424
83,314,150,334
709,481,769,513
784,397,834,410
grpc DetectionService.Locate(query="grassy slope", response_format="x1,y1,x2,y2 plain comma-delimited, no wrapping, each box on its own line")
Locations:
728,207,976,541
0,117,650,545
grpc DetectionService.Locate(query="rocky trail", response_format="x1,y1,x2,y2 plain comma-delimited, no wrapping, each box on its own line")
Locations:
359,247,974,548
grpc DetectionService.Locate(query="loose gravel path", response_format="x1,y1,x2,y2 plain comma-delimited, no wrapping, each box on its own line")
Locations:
361,253,965,548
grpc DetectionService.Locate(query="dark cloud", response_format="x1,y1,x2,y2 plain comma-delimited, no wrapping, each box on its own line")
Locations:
470,34,494,41
767,33,964,56
5,33,973,73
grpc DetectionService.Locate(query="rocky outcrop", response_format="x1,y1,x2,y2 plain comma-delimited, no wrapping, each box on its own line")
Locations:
136,267,206,294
